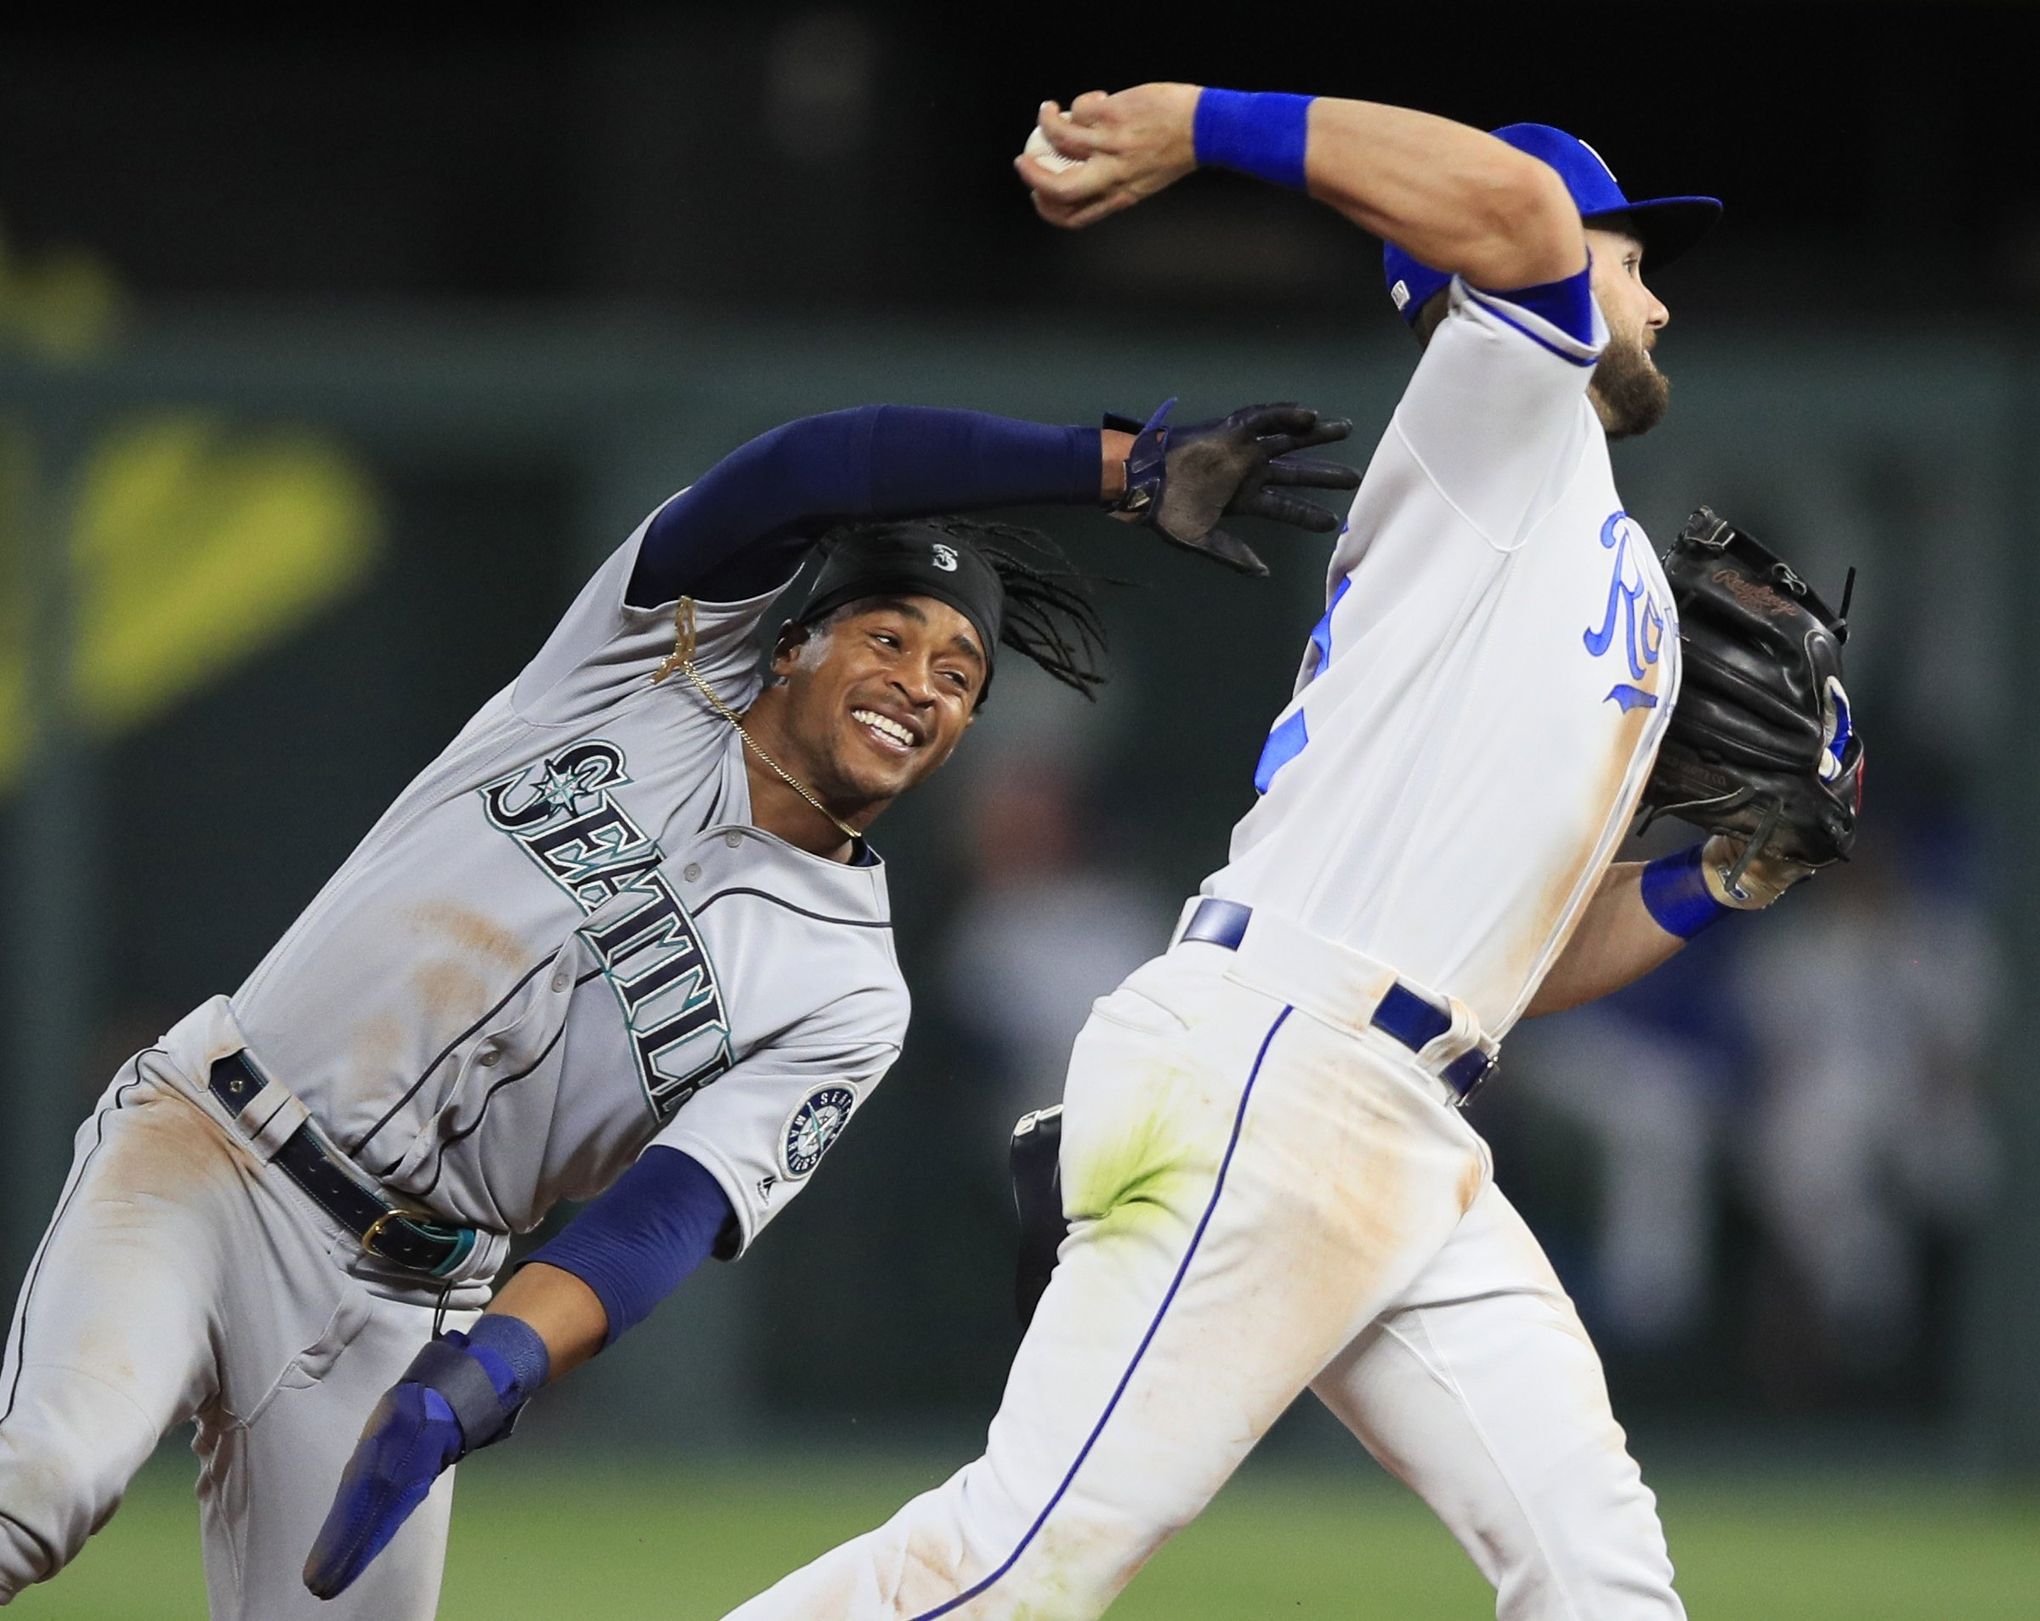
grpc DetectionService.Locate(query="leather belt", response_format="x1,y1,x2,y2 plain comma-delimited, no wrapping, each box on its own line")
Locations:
1180,898,1498,1102
208,1052,477,1277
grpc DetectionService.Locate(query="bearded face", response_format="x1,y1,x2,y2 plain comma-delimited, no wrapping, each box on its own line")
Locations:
1582,223,1672,440
1591,330,1670,440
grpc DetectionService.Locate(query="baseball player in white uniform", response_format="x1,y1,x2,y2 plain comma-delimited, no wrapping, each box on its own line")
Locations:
0,398,1358,1617
723,87,1823,1621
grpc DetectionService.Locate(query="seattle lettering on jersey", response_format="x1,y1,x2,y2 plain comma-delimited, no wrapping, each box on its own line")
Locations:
1583,511,1667,712
479,739,731,1122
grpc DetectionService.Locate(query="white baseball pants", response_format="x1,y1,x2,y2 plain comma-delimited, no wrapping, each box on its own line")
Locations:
0,1001,488,1618
725,924,1683,1620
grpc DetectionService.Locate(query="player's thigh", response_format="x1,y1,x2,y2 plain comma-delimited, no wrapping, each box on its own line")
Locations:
0,1071,237,1542
197,1286,470,1621
1311,1184,1682,1621
932,989,1476,1608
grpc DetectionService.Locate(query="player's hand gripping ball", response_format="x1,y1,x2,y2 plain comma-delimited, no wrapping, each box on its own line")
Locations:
1022,120,1083,173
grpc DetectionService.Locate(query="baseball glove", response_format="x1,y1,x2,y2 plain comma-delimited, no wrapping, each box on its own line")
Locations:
1637,507,1864,888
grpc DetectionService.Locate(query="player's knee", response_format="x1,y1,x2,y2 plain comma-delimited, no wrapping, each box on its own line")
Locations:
0,1455,82,1593
0,1414,139,1591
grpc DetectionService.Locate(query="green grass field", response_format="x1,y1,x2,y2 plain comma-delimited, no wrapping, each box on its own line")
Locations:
10,1453,2036,1617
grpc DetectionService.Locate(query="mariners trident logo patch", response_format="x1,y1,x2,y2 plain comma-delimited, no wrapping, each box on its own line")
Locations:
781,1085,857,1178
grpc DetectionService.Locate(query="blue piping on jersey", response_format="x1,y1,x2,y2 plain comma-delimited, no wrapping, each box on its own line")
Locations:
1307,574,1353,674
1253,709,1309,794
909,1005,1295,1620
1462,284,1600,368
1477,267,1597,346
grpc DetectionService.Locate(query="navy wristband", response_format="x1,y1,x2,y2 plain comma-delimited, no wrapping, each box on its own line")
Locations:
460,1313,551,1405
1193,90,1315,192
1640,845,1733,940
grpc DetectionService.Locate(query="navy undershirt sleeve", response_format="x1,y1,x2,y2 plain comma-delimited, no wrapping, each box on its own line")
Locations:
525,1146,735,1345
629,405,1103,607
1468,265,1597,347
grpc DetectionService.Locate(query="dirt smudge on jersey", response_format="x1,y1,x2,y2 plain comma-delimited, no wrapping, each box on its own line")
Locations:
344,1014,405,1086
413,960,489,1025
409,901,530,973
1505,697,1661,999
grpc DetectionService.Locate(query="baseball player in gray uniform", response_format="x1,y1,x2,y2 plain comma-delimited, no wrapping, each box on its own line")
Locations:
0,399,1358,1618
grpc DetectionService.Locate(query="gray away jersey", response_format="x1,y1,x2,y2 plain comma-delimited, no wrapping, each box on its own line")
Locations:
229,506,910,1255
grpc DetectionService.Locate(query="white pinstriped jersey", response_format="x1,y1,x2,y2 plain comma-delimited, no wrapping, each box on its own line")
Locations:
1210,276,1680,1036
230,505,909,1254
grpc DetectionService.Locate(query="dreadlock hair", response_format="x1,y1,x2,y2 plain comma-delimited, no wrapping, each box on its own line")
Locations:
814,515,1111,704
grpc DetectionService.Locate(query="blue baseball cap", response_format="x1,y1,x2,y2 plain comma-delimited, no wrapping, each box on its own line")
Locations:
1383,123,1721,324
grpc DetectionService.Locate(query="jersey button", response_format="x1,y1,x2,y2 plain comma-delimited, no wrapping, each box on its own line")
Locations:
682,862,702,882
724,832,742,849
550,970,570,993
477,1046,501,1067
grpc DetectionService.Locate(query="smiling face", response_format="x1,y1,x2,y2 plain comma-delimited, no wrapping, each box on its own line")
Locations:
1585,222,1672,440
766,594,985,810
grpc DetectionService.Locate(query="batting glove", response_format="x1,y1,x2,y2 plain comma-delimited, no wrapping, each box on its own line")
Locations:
1114,399,1359,575
303,1315,548,1600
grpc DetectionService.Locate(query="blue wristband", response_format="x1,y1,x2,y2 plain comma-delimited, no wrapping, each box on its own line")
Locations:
1640,845,1733,940
457,1313,551,1406
1193,90,1315,192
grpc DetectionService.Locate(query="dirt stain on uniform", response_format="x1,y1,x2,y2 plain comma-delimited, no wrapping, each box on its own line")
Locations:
413,960,489,1024
97,1087,244,1208
409,901,529,973
1456,1152,1486,1215
346,1014,405,1080
1062,1060,1207,1243
1506,694,1662,997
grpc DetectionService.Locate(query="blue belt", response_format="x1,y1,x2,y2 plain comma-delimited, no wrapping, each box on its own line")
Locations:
1180,899,1497,1102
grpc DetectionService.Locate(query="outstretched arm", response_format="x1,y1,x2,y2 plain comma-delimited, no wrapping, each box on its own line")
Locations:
632,398,1359,605
303,1148,731,1599
630,406,1132,606
1018,85,1583,295
1525,839,1813,1017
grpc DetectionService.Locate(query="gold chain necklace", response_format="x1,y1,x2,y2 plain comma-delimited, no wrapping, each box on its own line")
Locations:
653,598,864,847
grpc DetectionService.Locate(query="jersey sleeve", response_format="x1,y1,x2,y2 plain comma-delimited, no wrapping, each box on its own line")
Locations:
1389,272,1610,551
510,500,789,726
645,984,906,1257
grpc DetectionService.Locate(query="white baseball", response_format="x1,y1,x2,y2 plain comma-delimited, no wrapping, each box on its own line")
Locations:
1023,124,1082,174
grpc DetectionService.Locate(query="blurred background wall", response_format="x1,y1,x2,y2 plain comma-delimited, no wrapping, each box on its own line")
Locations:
4,0,2038,1495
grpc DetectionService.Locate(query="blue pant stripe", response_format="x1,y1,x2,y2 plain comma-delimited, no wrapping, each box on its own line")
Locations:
910,1005,1295,1619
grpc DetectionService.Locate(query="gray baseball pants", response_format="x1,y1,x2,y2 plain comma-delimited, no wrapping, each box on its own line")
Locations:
0,1018,492,1618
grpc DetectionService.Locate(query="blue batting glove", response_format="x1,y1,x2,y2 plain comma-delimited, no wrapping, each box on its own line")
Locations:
303,1316,549,1600
302,1380,466,1599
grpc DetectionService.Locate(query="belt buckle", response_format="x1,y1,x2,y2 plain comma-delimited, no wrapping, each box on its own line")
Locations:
360,1206,478,1277
357,1208,413,1262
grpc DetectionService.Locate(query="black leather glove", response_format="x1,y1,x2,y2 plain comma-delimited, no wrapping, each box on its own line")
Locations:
1113,399,1359,576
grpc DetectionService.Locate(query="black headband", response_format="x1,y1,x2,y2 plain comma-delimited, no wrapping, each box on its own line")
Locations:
792,524,1007,673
